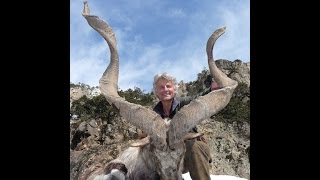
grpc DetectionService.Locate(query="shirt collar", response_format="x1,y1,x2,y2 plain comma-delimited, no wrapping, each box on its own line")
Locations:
154,97,180,117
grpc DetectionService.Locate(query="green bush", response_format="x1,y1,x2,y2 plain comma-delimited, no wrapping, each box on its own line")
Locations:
70,95,118,123
118,87,154,106
214,82,250,123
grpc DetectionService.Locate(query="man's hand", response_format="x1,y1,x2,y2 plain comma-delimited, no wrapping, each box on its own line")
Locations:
196,135,208,144
138,130,148,139
211,81,221,90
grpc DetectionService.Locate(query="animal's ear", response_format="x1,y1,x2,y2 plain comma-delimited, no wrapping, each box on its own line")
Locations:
130,136,150,147
183,132,204,141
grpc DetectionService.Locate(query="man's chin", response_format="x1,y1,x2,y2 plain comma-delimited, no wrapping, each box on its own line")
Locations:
161,97,173,101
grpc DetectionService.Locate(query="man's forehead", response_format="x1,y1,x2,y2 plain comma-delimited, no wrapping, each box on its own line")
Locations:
156,78,173,85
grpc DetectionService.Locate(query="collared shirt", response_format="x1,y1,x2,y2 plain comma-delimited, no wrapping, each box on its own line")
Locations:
153,97,180,119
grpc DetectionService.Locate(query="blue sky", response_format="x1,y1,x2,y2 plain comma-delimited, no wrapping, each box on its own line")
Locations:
70,0,250,92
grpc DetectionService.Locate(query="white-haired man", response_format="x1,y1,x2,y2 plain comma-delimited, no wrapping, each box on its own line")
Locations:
150,72,220,180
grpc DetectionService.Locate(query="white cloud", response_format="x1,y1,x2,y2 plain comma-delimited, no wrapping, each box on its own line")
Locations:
167,8,186,18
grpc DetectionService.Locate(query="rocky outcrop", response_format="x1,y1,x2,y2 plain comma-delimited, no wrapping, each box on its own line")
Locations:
70,85,101,108
215,59,250,87
197,119,249,178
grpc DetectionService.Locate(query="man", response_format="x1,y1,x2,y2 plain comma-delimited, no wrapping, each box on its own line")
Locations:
151,72,220,180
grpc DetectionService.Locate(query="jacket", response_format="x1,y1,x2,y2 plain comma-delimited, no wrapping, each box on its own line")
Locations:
153,87,211,133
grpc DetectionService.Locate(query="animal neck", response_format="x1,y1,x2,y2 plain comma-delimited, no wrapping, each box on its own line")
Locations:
150,141,186,180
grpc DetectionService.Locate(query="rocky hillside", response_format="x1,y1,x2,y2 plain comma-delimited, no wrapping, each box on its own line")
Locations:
70,59,250,179
216,59,250,86
70,59,249,104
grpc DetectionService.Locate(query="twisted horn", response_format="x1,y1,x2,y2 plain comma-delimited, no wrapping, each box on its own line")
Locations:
168,27,238,147
82,1,167,150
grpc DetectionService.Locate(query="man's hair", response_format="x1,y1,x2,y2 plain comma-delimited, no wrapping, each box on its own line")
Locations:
153,72,178,96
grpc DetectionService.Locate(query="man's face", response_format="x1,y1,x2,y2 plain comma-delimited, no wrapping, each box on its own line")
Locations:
155,78,176,102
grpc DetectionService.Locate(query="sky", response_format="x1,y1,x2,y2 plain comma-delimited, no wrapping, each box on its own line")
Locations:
70,0,250,93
